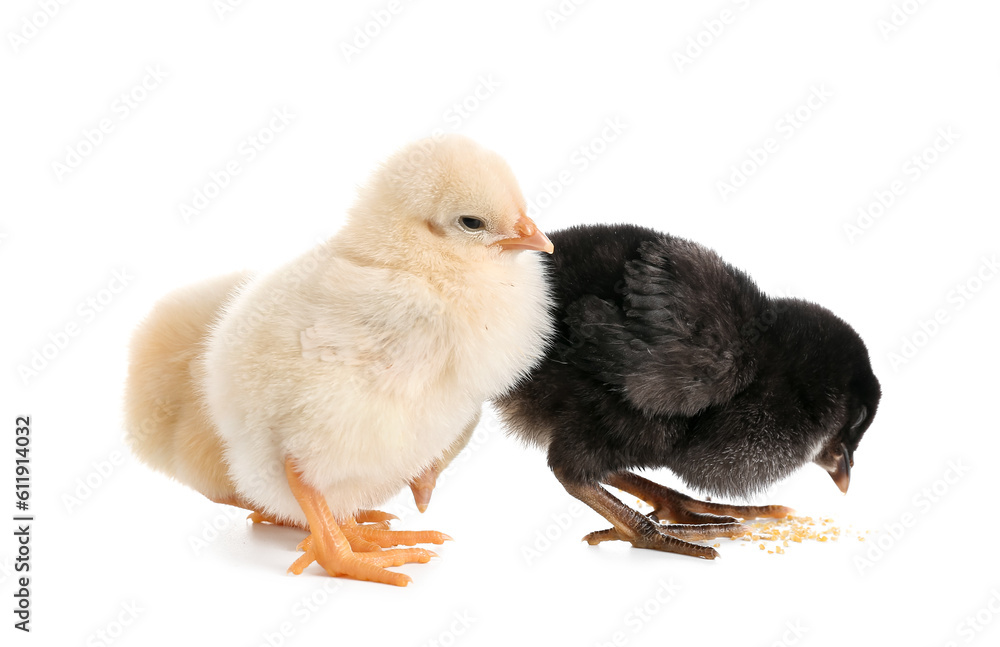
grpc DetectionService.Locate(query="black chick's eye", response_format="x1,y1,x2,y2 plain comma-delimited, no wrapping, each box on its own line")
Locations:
459,216,485,232
852,405,867,429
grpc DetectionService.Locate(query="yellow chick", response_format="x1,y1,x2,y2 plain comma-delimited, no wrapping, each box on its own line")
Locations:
125,135,554,586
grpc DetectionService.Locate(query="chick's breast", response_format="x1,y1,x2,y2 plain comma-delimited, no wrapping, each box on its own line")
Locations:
201,244,551,525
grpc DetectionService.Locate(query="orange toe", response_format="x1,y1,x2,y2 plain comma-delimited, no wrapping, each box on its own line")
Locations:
356,509,398,524
349,525,452,548
339,527,384,553
288,534,433,587
284,457,442,586
246,509,308,530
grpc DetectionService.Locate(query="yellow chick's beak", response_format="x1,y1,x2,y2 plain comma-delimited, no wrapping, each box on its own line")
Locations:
495,215,554,254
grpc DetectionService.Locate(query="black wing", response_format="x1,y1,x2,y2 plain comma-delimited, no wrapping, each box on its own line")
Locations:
562,235,765,418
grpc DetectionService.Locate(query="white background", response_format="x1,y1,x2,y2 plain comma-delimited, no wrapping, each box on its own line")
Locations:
2,1,999,645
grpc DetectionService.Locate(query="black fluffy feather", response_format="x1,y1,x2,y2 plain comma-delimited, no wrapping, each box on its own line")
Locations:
497,223,881,499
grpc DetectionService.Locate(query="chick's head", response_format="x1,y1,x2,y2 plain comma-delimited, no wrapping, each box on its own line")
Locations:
769,299,882,495
347,135,552,268
809,330,881,494
669,299,882,499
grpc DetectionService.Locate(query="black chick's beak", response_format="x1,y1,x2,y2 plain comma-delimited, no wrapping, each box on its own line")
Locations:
828,443,852,494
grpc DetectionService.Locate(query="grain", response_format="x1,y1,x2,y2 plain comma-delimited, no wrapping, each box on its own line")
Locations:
728,515,866,556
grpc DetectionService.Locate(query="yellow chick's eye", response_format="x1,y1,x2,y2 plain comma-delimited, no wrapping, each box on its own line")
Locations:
458,216,485,232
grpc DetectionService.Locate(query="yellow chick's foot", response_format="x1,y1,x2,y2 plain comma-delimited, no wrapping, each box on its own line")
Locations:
298,528,383,554
356,509,398,525
210,492,311,530
247,510,308,530
346,524,452,549
285,457,438,586
288,539,436,587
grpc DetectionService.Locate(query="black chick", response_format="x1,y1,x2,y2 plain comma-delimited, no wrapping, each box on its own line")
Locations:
496,224,881,559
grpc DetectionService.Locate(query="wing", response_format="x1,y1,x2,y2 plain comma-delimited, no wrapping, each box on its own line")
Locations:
562,236,763,418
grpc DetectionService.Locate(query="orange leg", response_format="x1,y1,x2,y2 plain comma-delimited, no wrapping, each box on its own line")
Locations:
283,457,441,586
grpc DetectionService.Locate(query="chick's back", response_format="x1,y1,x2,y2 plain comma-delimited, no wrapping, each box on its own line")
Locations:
497,223,766,478
124,272,249,502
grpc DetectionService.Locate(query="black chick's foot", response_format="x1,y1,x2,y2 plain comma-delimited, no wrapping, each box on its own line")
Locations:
582,525,723,559
606,472,793,524
584,520,748,558
553,469,726,560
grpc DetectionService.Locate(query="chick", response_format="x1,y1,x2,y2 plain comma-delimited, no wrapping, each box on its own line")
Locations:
495,223,881,559
125,135,554,585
